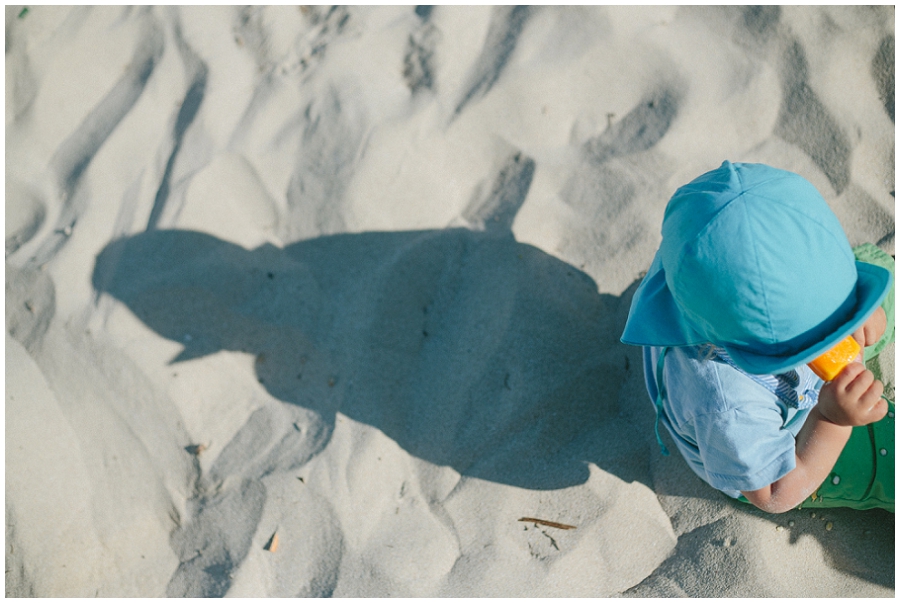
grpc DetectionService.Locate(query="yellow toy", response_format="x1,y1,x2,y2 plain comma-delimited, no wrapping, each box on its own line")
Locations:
808,335,861,382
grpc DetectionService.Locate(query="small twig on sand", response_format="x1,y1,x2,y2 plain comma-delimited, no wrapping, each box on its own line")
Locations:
264,531,279,552
185,443,208,456
518,517,576,530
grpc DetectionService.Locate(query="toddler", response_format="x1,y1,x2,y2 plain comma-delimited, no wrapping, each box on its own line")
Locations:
622,161,894,513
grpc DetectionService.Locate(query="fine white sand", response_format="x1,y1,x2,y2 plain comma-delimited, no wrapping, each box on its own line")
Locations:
5,5,895,597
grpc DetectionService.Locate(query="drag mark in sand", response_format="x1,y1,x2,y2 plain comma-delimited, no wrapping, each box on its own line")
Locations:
50,10,163,195
454,5,533,116
145,12,209,230
28,10,164,267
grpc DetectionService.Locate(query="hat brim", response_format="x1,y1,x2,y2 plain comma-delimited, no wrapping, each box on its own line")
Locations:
622,259,893,375
621,252,708,348
724,261,892,374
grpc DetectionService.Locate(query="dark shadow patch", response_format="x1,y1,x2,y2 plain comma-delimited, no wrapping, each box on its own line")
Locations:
6,264,56,354
775,40,852,194
584,88,681,165
94,225,893,594
742,5,781,42
834,183,895,248
415,5,433,20
871,34,894,123
403,21,439,94
461,151,535,231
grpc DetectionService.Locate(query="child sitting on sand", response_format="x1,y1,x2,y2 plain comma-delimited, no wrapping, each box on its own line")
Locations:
621,161,894,513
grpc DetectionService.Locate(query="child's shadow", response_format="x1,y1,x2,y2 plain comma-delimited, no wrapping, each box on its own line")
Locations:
93,227,894,596
92,227,643,493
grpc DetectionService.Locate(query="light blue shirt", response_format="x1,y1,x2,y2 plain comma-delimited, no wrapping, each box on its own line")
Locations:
643,345,824,498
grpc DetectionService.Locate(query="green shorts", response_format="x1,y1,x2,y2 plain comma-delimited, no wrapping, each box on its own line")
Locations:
799,402,894,512
740,244,895,513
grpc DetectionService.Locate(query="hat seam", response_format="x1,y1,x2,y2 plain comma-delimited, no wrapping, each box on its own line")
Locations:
734,168,778,346
732,162,852,264
731,164,795,196
740,192,776,342
756,197,856,265
668,193,768,344
735,188,853,264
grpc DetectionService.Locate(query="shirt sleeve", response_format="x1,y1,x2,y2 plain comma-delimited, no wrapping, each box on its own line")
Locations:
692,406,797,493
690,366,798,494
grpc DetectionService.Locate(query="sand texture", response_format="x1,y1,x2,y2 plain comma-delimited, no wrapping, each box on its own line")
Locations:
5,6,895,597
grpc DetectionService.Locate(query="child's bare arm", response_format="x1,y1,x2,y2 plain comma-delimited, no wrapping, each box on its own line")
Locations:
742,362,886,513
741,407,850,513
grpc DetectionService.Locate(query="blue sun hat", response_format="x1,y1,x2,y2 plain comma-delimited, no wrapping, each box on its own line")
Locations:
621,161,893,375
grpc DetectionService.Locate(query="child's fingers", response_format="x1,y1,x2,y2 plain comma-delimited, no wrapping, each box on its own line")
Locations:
864,393,889,423
831,361,865,390
859,378,885,413
844,369,885,423
844,366,875,400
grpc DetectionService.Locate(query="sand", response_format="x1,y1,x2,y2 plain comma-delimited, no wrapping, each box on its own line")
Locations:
5,5,895,597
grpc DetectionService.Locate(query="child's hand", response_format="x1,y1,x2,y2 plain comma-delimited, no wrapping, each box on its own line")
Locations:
817,362,886,426
852,307,887,347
